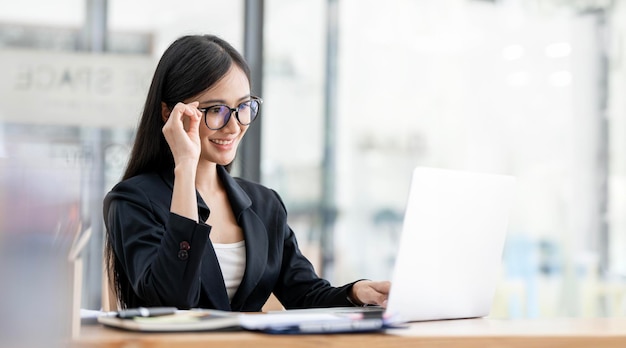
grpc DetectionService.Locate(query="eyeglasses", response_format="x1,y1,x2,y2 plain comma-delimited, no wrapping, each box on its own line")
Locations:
198,96,262,130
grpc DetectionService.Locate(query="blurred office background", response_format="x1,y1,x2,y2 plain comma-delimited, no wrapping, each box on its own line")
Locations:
1,0,625,326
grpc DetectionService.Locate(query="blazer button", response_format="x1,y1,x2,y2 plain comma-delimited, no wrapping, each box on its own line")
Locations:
179,241,191,251
177,250,189,260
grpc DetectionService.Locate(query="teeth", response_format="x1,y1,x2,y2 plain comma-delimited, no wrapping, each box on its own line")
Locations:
211,139,233,145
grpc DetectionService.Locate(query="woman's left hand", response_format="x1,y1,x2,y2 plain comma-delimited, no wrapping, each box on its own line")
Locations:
350,280,391,307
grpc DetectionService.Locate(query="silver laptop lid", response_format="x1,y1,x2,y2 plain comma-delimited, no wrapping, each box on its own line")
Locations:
386,167,516,323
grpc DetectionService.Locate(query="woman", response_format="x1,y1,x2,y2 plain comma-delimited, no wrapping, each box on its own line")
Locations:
103,34,390,311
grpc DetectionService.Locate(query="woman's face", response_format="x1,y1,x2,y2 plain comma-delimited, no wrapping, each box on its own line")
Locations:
188,65,251,166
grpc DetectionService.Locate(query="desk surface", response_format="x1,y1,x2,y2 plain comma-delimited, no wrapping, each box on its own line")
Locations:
72,317,626,348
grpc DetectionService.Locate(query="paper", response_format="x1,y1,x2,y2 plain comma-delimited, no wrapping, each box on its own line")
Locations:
239,312,355,330
238,310,390,334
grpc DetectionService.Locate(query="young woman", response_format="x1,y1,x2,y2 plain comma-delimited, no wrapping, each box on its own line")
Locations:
103,34,390,311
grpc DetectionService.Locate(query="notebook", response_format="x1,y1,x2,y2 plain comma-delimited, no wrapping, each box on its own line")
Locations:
383,166,516,323
98,309,241,332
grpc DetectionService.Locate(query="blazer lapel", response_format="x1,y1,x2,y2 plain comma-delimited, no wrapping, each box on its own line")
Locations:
199,243,232,310
217,166,268,310
230,211,268,310
195,186,231,310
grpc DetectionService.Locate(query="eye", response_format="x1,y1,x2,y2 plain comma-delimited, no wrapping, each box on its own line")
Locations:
207,105,226,114
238,101,251,111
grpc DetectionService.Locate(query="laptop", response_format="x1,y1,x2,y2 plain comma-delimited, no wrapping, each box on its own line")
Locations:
260,166,516,332
384,166,516,323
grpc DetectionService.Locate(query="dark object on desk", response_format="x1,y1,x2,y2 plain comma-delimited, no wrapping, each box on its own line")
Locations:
98,309,241,332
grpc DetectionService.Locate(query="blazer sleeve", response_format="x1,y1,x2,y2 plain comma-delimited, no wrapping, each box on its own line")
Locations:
267,189,358,309
104,180,211,308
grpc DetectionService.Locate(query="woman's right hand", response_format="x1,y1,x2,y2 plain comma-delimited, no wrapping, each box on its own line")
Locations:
162,101,203,168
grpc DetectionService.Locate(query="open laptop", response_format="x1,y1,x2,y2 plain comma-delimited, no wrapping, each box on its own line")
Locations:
383,166,516,323
259,166,516,332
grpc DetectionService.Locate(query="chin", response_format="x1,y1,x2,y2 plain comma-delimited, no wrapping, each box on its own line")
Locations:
215,156,236,166
204,151,236,166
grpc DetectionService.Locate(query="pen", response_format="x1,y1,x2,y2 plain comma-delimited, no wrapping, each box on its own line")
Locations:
116,307,178,319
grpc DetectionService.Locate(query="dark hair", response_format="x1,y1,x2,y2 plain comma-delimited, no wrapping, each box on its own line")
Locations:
124,34,251,180
106,34,252,309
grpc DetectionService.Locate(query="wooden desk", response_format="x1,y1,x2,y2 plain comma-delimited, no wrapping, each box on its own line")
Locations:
72,317,626,348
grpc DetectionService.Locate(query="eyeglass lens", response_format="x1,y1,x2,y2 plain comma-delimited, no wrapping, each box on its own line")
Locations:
204,99,260,130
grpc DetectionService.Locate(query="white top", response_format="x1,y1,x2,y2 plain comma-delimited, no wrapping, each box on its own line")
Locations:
213,240,246,301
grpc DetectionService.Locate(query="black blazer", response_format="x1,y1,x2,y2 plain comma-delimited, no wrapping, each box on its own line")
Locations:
103,165,356,311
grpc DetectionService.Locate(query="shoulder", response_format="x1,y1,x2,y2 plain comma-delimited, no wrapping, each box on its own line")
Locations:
234,177,286,209
234,177,278,198
104,172,171,207
111,172,165,193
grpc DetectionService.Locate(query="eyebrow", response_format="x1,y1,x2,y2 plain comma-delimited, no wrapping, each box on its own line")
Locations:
198,95,251,106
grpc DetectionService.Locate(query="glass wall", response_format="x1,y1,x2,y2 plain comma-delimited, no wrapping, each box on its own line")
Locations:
262,0,626,318
0,0,244,312
1,0,625,321
262,0,329,275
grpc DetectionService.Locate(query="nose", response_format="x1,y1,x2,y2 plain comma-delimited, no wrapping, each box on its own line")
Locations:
222,110,240,133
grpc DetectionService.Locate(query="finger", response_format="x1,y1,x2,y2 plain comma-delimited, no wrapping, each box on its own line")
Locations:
164,103,184,129
369,281,391,294
368,286,389,305
167,102,201,133
185,102,202,125
170,102,199,119
184,101,199,115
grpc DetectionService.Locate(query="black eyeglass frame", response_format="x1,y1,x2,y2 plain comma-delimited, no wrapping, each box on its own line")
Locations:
197,96,263,130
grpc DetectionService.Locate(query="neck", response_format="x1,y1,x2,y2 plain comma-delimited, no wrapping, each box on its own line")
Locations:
195,162,221,195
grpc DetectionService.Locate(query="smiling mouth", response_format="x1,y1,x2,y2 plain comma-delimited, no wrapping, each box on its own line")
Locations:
211,139,234,145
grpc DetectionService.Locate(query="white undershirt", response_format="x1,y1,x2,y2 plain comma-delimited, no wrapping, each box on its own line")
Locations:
213,240,246,301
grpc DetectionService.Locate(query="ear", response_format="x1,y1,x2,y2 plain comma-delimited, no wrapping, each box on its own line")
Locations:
161,102,170,123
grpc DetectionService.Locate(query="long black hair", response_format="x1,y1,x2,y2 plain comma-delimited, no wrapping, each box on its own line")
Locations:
106,34,252,308
124,34,251,180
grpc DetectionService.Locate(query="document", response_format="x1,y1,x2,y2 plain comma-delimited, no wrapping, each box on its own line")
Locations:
239,309,390,334
98,309,241,332
97,307,395,334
